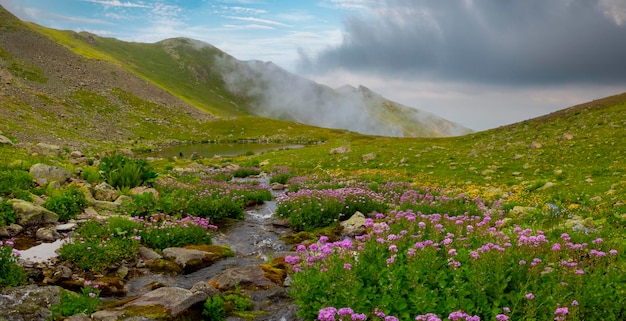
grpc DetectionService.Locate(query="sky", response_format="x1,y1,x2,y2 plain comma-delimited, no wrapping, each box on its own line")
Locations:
2,0,626,130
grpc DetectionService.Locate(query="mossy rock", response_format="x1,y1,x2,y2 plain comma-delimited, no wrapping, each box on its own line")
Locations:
146,258,183,275
184,244,235,258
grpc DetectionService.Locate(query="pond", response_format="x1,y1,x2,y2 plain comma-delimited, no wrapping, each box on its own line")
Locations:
140,142,303,158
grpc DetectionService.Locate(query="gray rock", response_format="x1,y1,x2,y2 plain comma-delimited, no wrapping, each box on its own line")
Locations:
271,183,287,190
559,133,574,141
8,199,59,226
0,223,24,237
29,163,72,187
361,153,376,162
340,211,367,237
125,287,207,317
129,186,159,198
70,150,84,158
0,134,14,146
190,281,221,298
66,313,91,321
35,143,62,157
138,247,162,261
91,310,126,321
162,247,214,272
55,223,77,232
528,141,543,149
209,265,276,291
329,146,349,154
36,227,60,242
0,285,63,321
93,182,120,202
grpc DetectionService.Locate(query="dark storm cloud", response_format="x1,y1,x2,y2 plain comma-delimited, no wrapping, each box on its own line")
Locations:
302,0,626,85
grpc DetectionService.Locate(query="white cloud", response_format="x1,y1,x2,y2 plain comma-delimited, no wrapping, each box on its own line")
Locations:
223,16,290,27
222,24,274,30
82,0,150,8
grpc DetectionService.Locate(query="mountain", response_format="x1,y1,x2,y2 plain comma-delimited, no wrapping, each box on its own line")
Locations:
0,5,470,140
219,58,472,137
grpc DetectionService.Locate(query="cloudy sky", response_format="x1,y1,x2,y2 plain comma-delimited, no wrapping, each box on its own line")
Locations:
2,0,626,130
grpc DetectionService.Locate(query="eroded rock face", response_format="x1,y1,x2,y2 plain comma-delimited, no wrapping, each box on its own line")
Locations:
0,285,63,321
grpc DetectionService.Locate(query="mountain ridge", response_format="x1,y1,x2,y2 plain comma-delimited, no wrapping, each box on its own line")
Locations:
0,4,471,138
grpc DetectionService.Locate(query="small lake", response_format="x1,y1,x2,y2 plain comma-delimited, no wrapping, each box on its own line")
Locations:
141,142,303,158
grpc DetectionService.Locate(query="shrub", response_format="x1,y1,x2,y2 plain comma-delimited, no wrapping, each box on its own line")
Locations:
119,192,161,218
0,168,33,196
99,155,157,189
0,199,17,227
58,220,140,272
0,240,26,287
276,188,387,230
47,284,100,320
231,167,260,178
44,186,88,222
80,166,103,184
203,296,226,321
135,214,215,251
287,207,626,321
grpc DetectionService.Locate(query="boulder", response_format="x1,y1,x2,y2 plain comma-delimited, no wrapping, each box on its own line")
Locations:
36,227,61,242
329,146,349,155
70,150,84,158
340,211,367,237
129,186,159,198
0,285,63,321
93,182,120,202
361,153,376,162
0,223,24,237
190,281,221,298
0,134,13,146
124,286,207,317
162,247,217,273
29,163,72,187
209,265,276,291
138,246,162,261
8,199,59,226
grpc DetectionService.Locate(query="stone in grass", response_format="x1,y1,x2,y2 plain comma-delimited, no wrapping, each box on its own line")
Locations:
340,211,366,237
29,163,71,187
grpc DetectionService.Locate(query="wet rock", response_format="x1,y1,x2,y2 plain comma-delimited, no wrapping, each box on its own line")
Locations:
340,211,366,237
66,313,91,321
138,247,162,261
29,163,71,186
162,247,216,273
361,153,376,162
0,223,24,237
8,199,59,226
94,182,120,202
209,265,276,291
36,227,60,242
190,281,221,298
145,258,183,275
117,266,130,279
0,134,13,146
124,286,207,317
329,146,349,154
91,310,126,321
0,285,63,321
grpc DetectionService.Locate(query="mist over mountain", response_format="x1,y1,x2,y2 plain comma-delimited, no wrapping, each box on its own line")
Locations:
216,54,472,137
0,5,471,140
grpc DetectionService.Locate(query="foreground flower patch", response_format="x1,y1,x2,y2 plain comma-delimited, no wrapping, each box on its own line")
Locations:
286,202,626,320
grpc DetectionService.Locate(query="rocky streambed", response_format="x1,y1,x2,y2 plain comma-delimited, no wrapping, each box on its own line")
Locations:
0,167,307,321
